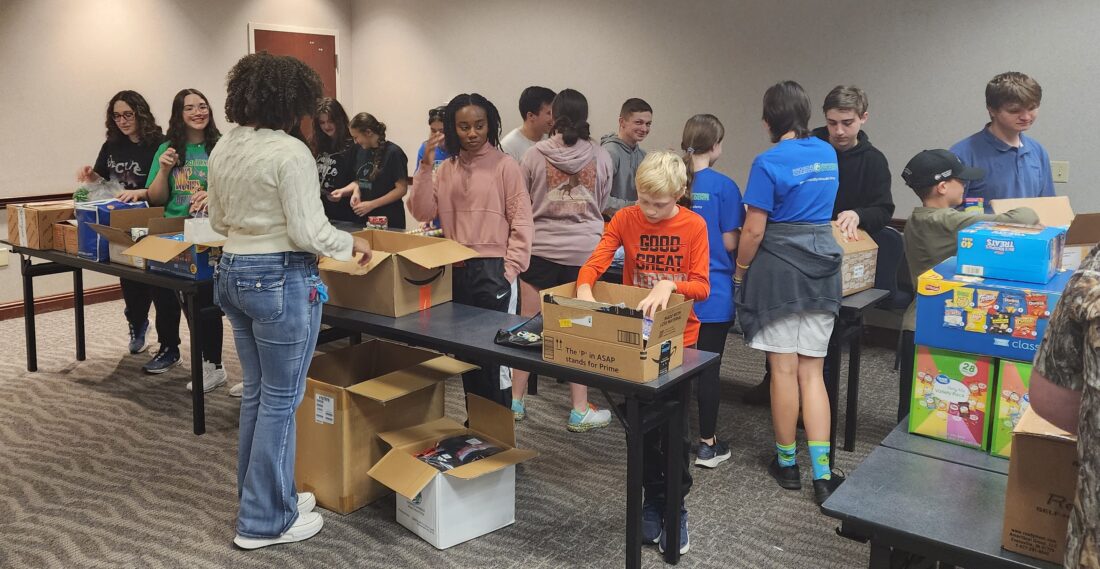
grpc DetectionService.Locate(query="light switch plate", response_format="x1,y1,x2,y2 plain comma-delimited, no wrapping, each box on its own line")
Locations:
1052,160,1069,183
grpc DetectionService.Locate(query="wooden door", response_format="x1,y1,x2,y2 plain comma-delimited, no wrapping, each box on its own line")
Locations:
252,28,338,141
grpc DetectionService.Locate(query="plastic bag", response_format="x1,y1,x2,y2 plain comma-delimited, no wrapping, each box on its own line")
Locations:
73,179,123,203
415,435,503,472
183,215,226,243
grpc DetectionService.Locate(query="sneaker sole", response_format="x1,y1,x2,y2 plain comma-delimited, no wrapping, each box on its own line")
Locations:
129,342,149,355
658,536,690,555
188,377,227,393
233,515,323,550
298,493,316,515
567,419,611,433
143,360,181,375
694,452,732,468
513,412,525,421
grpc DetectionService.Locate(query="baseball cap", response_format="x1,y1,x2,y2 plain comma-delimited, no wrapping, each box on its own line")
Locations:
901,149,985,189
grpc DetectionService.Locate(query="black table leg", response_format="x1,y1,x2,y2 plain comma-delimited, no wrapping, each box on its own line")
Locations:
868,541,891,569
625,396,642,569
73,269,86,361
825,323,843,469
21,256,37,372
185,293,206,435
661,377,691,564
844,319,862,451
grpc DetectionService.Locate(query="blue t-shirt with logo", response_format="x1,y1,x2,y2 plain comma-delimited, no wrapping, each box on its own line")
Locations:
743,137,838,223
690,168,743,323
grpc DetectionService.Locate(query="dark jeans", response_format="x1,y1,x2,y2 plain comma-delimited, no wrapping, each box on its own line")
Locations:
898,330,915,423
176,286,224,365
643,343,695,508
695,320,733,440
452,257,513,409
120,278,182,348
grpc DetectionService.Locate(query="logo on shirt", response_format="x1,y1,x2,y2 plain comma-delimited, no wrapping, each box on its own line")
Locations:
633,234,687,289
791,162,838,176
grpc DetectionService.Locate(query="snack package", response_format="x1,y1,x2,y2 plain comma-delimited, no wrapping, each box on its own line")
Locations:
1012,315,1039,339
1026,293,1050,317
975,289,999,313
953,288,976,309
944,305,966,328
989,312,1012,335
965,309,988,333
1000,291,1026,314
415,435,503,472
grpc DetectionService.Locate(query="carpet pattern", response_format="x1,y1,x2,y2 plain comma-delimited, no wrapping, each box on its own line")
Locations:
0,300,901,568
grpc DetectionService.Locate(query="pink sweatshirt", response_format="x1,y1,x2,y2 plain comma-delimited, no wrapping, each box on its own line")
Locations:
408,142,533,282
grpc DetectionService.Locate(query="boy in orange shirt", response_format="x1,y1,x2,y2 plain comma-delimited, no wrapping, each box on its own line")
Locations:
576,150,710,555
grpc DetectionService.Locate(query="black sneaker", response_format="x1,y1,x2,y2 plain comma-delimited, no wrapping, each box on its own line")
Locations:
768,457,802,490
813,471,846,505
695,440,732,468
143,345,181,374
742,374,771,406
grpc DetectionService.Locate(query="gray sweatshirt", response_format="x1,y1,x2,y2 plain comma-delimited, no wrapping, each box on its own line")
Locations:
600,133,646,215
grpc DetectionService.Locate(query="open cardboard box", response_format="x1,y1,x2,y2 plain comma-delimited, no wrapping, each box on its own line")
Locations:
7,200,75,250
86,207,165,268
540,281,690,349
319,230,477,317
51,220,79,255
296,339,476,514
122,217,225,280
831,222,878,296
368,394,537,549
1002,407,1079,564
991,196,1098,270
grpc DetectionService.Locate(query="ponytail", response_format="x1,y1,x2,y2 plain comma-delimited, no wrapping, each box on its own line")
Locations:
550,88,591,147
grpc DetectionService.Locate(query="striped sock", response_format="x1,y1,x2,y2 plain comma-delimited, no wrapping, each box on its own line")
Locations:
776,441,797,467
808,440,831,480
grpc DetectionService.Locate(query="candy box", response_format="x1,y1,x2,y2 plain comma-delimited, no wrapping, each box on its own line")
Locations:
908,346,994,451
957,222,1065,284
989,360,1033,459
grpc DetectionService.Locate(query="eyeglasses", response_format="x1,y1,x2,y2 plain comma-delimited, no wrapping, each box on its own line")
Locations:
183,104,210,113
112,111,135,122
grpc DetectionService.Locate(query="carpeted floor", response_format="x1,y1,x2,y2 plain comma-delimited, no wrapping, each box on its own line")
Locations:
0,300,902,568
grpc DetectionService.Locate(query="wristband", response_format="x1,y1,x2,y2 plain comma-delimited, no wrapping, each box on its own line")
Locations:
736,261,750,270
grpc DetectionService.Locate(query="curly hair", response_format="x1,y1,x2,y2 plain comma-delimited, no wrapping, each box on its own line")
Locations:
165,88,221,164
311,97,352,156
442,93,502,157
105,90,163,147
224,52,323,131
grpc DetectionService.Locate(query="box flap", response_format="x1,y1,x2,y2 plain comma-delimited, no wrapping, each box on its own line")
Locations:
318,251,391,275
27,202,76,212
122,235,191,263
366,447,440,500
148,217,185,235
109,206,164,230
346,355,476,403
377,416,467,450
1013,407,1077,442
831,222,879,253
443,448,539,480
396,239,479,269
467,393,519,448
990,196,1074,227
87,223,138,246
649,300,693,346
1066,213,1100,246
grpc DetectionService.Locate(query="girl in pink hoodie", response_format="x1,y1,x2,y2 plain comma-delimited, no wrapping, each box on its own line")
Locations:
512,88,614,431
408,93,533,408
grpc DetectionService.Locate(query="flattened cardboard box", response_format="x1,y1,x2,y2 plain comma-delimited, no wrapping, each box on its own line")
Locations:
368,394,538,549
86,207,165,268
7,201,74,249
540,281,691,349
831,222,878,296
319,230,478,317
295,339,475,515
1002,407,1078,564
542,329,683,383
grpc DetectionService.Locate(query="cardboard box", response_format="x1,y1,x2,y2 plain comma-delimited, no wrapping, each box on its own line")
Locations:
1002,407,1079,564
319,230,477,317
369,394,538,549
908,346,994,450
957,222,1066,284
1062,213,1100,271
74,200,149,261
123,217,224,280
7,201,74,249
51,221,79,254
915,257,1071,362
86,207,165,268
832,222,879,296
540,281,691,349
295,339,475,514
989,359,1033,459
542,329,683,383
990,196,1074,227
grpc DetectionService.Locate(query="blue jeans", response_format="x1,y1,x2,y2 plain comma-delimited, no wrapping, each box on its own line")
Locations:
214,252,323,538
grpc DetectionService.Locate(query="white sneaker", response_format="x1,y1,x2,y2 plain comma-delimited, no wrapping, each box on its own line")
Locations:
229,382,244,397
187,361,227,393
233,511,323,550
298,492,315,515
567,404,613,433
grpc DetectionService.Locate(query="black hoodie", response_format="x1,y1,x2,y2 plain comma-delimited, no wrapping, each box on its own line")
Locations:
812,127,895,234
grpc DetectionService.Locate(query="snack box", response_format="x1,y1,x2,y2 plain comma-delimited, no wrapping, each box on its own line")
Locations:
74,199,149,261
86,207,165,268
908,346,994,450
123,217,223,280
915,257,1071,362
956,222,1065,284
989,359,1033,459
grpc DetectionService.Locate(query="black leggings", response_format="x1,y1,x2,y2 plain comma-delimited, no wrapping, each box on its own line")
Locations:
452,258,513,409
176,286,224,365
120,279,182,348
643,342,696,508
695,320,733,440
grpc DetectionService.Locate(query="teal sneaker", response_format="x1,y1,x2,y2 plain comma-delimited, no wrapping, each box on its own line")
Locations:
512,398,526,421
567,404,611,433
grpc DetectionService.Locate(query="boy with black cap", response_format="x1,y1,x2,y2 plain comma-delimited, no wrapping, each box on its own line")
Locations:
896,149,1039,421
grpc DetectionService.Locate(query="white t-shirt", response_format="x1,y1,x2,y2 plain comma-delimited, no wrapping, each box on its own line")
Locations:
500,127,542,162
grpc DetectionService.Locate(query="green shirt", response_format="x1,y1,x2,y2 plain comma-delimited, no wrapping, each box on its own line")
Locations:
901,206,1039,330
146,141,210,218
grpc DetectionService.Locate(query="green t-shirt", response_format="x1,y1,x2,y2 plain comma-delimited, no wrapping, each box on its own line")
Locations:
146,141,210,218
